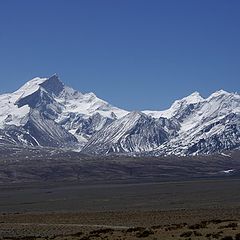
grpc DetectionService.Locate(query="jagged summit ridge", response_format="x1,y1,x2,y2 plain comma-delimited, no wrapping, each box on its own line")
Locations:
82,111,169,154
0,75,239,156
0,75,129,148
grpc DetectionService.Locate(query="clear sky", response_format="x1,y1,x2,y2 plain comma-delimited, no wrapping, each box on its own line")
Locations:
0,0,239,111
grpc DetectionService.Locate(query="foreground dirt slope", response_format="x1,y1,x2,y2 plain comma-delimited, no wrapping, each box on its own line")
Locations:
0,209,240,239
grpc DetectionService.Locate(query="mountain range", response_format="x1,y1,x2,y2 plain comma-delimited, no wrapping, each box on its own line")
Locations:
0,75,239,156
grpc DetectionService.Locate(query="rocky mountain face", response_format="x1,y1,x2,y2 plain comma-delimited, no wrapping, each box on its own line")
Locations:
82,111,169,154
0,75,239,156
150,90,240,156
0,75,127,149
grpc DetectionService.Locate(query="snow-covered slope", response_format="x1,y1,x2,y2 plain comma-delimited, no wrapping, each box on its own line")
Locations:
82,111,169,154
149,90,240,156
84,90,240,155
0,75,239,156
143,91,204,119
54,83,128,144
0,75,128,148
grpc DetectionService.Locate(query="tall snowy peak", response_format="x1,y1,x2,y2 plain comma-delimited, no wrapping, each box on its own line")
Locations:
0,75,128,149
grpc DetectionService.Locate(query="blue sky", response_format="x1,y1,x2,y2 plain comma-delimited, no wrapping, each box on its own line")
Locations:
0,0,239,110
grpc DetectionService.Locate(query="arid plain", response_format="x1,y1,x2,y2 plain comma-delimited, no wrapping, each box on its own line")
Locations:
0,148,240,239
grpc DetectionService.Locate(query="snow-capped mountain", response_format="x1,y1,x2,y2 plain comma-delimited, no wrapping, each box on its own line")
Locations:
0,75,128,148
148,90,240,156
0,75,239,156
